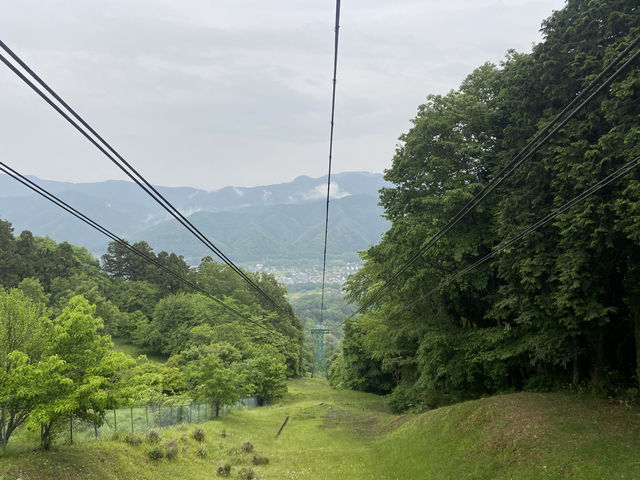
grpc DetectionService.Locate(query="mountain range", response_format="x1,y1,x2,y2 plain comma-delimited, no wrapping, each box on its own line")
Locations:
0,171,389,267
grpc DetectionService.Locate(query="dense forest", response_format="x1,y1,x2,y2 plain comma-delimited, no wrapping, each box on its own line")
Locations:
0,220,303,449
330,0,640,411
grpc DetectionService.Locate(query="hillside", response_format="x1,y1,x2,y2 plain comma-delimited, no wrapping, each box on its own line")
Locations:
3,379,638,480
136,194,388,265
0,172,389,267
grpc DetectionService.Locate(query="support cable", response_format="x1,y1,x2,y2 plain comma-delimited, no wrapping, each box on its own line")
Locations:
384,153,640,321
319,0,341,324
0,40,287,314
351,35,640,317
0,161,291,342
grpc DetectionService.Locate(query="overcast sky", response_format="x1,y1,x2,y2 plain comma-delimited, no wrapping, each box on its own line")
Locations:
1,0,566,191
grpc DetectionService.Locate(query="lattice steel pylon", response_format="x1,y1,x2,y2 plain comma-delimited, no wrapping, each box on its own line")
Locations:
311,324,330,378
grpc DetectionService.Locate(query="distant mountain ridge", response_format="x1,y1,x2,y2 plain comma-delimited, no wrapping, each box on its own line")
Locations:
0,172,389,266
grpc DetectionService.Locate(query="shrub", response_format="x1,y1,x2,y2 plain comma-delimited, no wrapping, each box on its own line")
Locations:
166,439,178,448
166,445,179,460
146,431,162,444
123,433,142,446
252,455,269,466
241,441,254,453
217,464,231,476
196,446,208,458
192,428,206,442
147,446,164,461
238,467,255,479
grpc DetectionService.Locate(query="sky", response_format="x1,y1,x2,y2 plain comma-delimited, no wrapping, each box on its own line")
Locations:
0,0,566,191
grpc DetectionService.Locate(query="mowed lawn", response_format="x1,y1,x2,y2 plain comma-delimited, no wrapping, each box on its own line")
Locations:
1,378,639,479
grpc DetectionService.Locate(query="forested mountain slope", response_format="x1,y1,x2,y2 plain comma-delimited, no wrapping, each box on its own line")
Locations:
0,172,388,264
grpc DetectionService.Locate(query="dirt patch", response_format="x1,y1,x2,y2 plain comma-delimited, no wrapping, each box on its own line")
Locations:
478,393,550,455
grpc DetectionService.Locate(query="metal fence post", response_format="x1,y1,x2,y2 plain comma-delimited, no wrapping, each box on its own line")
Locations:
69,413,73,444
130,407,134,433
145,406,149,429
114,409,117,432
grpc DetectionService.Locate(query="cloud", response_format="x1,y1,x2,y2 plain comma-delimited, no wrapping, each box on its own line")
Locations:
303,182,350,201
0,0,565,190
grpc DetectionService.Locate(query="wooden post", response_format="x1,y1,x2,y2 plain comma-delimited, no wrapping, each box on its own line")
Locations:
275,416,289,439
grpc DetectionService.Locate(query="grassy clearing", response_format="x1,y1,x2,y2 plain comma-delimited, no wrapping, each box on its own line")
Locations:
1,378,639,479
111,337,167,363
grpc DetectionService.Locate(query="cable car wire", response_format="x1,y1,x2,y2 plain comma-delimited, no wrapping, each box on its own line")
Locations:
0,40,288,315
350,35,640,317
342,153,640,328
319,0,342,325
0,160,292,343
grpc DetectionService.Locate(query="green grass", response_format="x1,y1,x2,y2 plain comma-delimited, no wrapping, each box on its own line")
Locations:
1,379,639,479
111,337,167,363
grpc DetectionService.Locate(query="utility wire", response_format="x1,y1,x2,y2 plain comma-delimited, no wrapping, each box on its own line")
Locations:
0,40,287,315
384,153,640,321
0,161,291,343
319,0,341,325
351,34,640,317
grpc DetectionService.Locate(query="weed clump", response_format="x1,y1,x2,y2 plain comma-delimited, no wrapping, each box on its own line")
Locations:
221,428,227,438
242,441,254,453
217,463,232,476
166,444,179,460
238,467,256,479
252,455,269,465
196,445,208,458
192,428,206,442
146,431,162,444
147,446,164,461
124,433,142,446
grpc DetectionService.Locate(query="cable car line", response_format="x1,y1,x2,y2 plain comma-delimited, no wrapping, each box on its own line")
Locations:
0,40,288,315
384,153,640,321
349,35,640,319
331,153,640,332
0,160,292,343
319,0,342,325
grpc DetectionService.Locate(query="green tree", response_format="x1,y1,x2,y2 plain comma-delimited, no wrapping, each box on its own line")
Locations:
0,220,23,288
29,296,132,449
241,346,288,406
187,352,241,416
0,287,49,448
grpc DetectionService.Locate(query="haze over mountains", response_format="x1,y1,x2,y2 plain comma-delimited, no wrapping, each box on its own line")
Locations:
0,171,389,269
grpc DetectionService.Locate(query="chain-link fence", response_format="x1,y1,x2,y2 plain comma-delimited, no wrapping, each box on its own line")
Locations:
2,396,258,449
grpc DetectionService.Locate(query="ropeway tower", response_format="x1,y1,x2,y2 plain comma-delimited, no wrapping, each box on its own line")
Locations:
311,324,330,378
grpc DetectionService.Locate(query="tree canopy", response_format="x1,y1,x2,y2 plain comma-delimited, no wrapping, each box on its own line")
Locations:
331,0,640,412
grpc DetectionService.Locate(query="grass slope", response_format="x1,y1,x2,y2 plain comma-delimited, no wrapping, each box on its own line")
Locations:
1,379,639,479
